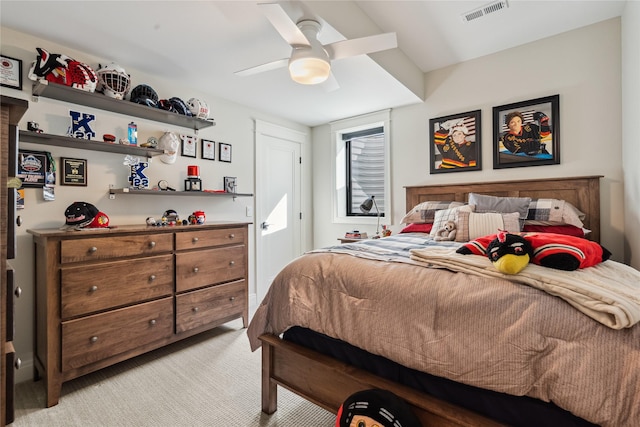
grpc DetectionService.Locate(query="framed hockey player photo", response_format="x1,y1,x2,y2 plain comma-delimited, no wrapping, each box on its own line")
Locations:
429,110,481,174
493,95,560,169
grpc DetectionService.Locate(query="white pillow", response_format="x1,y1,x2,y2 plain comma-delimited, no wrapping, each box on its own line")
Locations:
429,205,473,239
455,211,521,242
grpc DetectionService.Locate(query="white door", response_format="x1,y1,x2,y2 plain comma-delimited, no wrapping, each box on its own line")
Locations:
255,121,304,303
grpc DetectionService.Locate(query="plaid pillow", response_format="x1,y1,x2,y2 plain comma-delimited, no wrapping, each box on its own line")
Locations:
525,199,585,228
400,201,464,224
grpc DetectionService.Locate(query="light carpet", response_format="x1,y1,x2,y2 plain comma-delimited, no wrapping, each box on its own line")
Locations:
12,319,335,426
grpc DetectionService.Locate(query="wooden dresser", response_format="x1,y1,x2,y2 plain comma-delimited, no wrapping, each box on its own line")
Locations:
27,222,250,407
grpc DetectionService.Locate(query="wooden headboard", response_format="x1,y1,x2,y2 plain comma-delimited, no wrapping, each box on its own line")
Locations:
405,175,602,242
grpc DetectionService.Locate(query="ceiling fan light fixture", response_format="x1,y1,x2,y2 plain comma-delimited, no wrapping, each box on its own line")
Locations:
289,55,330,85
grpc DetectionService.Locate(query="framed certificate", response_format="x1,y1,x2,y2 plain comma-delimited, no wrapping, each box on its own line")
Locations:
219,142,232,163
1,55,23,90
61,157,88,186
201,139,215,160
181,135,197,158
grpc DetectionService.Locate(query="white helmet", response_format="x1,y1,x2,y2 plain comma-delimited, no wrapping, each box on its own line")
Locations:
158,132,180,164
187,98,210,120
96,62,131,100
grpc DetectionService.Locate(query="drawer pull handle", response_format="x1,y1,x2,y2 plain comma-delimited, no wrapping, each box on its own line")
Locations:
192,237,199,243
89,246,98,254
192,307,199,313
229,296,235,301
15,358,22,370
90,336,99,344
149,275,156,282
229,234,235,239
149,241,156,249
14,286,22,298
229,260,235,266
149,319,157,326
89,285,98,293
193,267,199,273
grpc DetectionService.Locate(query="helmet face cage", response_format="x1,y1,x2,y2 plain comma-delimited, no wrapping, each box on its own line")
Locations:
97,63,131,100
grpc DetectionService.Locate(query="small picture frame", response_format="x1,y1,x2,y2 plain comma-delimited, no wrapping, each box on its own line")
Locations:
224,176,237,193
201,139,215,160
61,157,88,186
429,110,481,174
0,55,23,90
180,134,197,158
219,142,232,163
492,94,560,169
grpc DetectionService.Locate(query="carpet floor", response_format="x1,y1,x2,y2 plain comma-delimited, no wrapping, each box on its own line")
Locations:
12,320,336,426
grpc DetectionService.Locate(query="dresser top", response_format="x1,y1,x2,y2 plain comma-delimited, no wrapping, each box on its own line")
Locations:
27,221,252,238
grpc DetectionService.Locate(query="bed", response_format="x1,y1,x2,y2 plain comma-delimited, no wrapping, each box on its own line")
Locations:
247,175,640,427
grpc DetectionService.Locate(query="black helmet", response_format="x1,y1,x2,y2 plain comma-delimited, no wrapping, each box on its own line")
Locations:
130,84,159,107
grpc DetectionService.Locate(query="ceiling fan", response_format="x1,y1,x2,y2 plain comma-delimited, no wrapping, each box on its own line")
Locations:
235,2,397,88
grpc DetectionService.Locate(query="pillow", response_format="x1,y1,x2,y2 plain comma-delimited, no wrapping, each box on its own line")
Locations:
454,211,521,242
429,205,473,238
522,224,585,238
401,201,464,224
399,223,433,234
457,232,611,271
468,193,531,219
525,199,585,228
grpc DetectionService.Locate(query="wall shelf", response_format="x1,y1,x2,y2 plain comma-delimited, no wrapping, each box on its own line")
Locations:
109,187,253,200
20,131,164,158
32,81,215,131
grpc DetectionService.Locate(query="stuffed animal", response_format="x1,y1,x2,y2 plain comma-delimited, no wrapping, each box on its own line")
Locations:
434,220,457,241
486,231,534,274
457,231,612,273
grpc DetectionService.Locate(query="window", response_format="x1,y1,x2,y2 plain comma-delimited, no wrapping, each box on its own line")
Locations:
331,110,390,225
345,127,385,217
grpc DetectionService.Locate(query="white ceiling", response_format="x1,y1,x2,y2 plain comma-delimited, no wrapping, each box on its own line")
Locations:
0,1,627,127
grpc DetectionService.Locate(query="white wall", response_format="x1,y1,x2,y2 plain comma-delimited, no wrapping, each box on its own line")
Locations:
622,1,640,268
313,18,626,264
0,27,312,383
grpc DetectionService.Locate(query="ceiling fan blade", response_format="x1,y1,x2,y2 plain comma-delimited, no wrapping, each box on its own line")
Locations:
234,58,289,76
325,32,397,60
259,3,310,46
322,72,340,92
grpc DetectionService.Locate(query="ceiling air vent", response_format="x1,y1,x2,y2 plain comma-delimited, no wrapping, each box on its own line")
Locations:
462,0,509,22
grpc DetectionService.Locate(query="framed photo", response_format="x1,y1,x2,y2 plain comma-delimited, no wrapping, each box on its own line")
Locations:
17,149,51,187
219,142,232,163
224,176,237,193
201,139,215,160
0,55,23,90
493,94,560,169
180,134,197,158
429,109,481,174
61,157,87,186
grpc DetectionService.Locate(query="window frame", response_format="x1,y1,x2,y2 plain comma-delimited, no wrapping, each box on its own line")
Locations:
330,109,391,225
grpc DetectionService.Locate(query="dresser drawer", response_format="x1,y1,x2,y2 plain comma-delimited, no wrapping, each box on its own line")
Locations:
176,246,245,292
176,280,245,333
175,227,245,251
61,254,174,319
61,297,173,371
60,233,173,263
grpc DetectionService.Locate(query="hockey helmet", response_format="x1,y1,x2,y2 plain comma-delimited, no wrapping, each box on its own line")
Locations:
168,97,192,116
187,98,210,120
28,47,97,92
96,62,131,100
130,84,159,107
